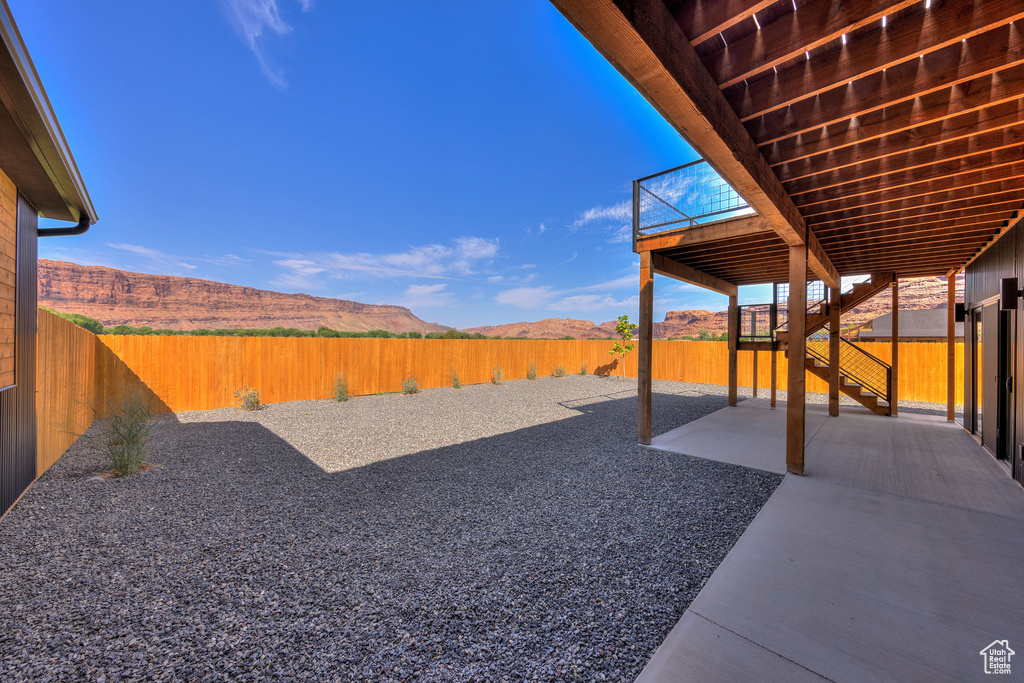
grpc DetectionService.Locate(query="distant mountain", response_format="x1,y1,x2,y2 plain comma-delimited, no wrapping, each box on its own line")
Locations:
462,276,962,339
37,260,450,333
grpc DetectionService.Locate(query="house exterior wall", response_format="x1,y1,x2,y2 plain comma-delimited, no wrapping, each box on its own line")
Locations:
0,167,15,389
0,173,37,517
964,223,1022,487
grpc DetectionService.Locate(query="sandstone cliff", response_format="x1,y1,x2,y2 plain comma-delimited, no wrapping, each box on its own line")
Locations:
38,260,450,333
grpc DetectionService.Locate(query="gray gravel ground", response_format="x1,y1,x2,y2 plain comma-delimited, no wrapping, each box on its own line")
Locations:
0,376,782,681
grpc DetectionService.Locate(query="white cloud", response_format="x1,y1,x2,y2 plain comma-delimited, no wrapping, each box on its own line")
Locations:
218,0,311,89
495,286,557,308
400,284,453,309
608,224,632,244
454,236,499,260
572,200,631,227
547,294,638,312
268,237,499,289
578,274,635,291
107,243,197,273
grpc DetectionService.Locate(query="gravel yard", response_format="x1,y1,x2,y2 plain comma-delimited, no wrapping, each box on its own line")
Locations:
0,376,780,682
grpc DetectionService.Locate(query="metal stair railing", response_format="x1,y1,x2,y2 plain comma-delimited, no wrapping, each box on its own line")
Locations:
807,336,891,404
737,303,776,342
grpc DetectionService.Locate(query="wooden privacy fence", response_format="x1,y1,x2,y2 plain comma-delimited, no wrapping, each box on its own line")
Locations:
35,309,965,474
36,311,96,475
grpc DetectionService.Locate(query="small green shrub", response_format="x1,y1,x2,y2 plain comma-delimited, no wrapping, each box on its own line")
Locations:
402,377,419,395
333,374,349,402
526,362,537,380
234,384,262,411
579,362,587,375
551,365,566,378
451,369,461,389
492,366,504,385
103,397,151,476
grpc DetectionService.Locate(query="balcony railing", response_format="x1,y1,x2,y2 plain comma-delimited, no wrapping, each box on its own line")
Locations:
633,160,754,244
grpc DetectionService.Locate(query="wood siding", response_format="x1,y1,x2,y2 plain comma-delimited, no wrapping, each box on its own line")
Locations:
92,335,965,416
0,168,16,389
36,310,96,475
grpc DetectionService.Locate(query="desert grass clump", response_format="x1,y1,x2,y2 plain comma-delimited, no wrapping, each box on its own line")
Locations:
526,362,537,380
103,397,152,476
551,365,566,378
450,368,461,389
333,373,349,402
234,384,262,411
402,376,419,395
491,366,504,385
579,362,588,375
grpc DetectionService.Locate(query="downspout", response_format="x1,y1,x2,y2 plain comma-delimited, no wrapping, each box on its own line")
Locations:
37,212,90,237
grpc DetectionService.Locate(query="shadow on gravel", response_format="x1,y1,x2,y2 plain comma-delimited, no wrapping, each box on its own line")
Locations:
0,390,779,682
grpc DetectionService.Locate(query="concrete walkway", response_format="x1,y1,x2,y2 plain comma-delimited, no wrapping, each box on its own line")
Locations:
639,399,1024,682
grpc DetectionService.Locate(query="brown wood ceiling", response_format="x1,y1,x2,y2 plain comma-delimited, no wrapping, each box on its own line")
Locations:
663,0,1024,283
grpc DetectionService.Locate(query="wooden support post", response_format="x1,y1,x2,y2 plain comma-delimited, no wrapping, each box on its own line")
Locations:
728,295,738,406
787,245,807,474
770,346,777,409
752,348,759,398
828,285,841,417
891,279,899,417
947,274,956,422
638,251,653,444
751,310,759,398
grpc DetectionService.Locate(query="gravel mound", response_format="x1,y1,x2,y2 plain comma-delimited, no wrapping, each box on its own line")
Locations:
0,376,780,681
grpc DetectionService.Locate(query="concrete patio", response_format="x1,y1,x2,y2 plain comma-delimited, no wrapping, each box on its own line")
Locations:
640,399,1024,682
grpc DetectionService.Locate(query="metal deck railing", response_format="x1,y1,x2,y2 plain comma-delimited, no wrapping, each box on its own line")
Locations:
738,303,776,342
633,160,754,243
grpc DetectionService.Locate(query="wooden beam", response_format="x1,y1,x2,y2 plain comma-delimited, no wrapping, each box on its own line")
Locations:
797,163,1024,215
794,153,1024,211
891,279,899,417
787,244,807,475
635,214,773,252
947,274,956,422
956,211,1024,272
829,286,840,417
638,251,653,444
731,1,1024,121
748,25,1024,146
774,101,1024,183
816,215,1012,243
728,294,738,407
782,124,1024,197
651,252,737,296
763,64,1024,166
673,0,776,47
548,0,839,286
809,196,1024,232
703,0,918,90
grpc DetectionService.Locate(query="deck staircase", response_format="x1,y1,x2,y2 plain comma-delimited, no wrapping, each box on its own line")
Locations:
805,339,892,416
775,273,895,416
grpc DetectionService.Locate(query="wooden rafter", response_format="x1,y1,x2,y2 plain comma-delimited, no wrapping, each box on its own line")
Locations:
806,186,1024,225
763,64,1024,165
792,148,1024,207
549,0,839,288
749,24,1024,146
799,171,1024,217
774,100,1024,182
673,0,776,47
782,124,1024,196
730,1,1024,122
811,203,1024,234
957,210,1024,271
703,0,918,90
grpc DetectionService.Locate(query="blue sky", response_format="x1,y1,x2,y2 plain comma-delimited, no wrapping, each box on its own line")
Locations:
14,0,754,329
